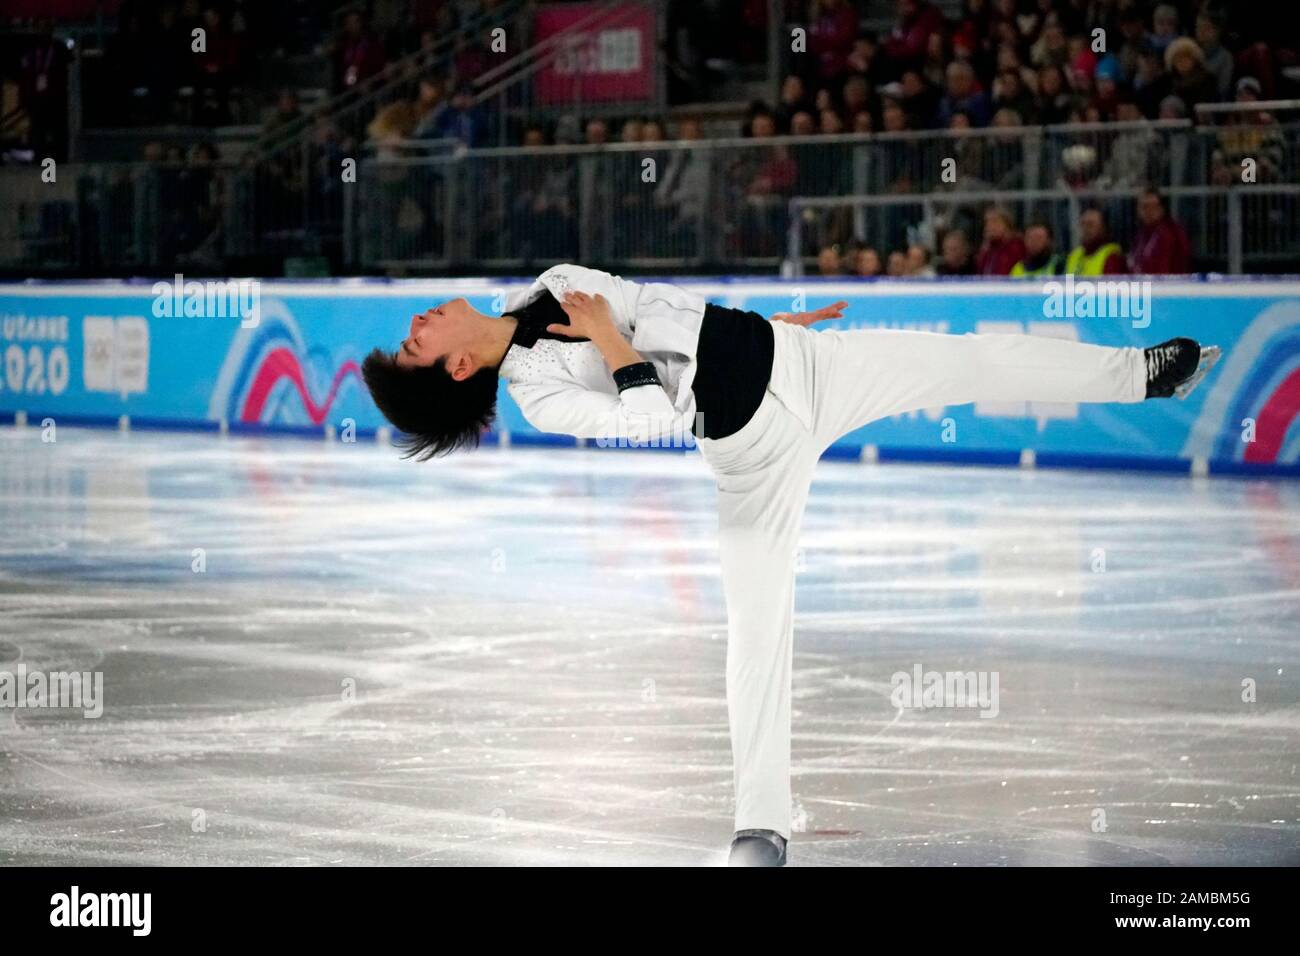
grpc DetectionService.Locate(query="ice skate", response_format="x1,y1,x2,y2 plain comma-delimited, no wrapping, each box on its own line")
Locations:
728,829,787,867
1144,337,1221,399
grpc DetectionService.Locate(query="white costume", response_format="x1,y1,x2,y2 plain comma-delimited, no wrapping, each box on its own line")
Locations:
501,265,1146,838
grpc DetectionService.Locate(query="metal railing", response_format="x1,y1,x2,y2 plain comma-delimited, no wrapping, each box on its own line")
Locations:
351,121,1300,273
3,121,1297,276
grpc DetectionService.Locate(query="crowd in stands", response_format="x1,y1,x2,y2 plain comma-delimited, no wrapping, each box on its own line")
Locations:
775,0,1293,136
4,0,1294,275
815,186,1191,278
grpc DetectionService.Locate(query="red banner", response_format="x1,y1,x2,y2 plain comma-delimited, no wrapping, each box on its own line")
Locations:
533,3,656,105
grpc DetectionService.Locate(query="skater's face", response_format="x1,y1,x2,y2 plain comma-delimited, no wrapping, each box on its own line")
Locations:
395,298,480,379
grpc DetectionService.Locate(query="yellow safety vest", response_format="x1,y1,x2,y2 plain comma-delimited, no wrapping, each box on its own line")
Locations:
1010,255,1063,277
1065,243,1122,276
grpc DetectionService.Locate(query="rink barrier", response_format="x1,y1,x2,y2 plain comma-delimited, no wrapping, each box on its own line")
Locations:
3,276,1300,478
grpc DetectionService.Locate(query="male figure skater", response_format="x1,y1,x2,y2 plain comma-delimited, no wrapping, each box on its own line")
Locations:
362,264,1219,866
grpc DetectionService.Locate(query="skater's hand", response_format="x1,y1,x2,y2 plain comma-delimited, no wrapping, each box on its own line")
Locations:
552,291,616,340
770,300,848,327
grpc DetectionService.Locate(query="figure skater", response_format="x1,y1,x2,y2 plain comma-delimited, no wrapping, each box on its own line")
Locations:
361,264,1219,866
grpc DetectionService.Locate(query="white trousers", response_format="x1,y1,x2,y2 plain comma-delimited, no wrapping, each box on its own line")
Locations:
695,321,1146,838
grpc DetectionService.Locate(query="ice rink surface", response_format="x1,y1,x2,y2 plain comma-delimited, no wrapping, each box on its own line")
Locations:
1,425,1297,866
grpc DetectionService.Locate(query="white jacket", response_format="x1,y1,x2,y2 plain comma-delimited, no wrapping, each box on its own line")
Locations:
499,264,707,444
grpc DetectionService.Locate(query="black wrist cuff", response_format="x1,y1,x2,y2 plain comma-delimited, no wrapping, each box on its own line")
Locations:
613,361,661,392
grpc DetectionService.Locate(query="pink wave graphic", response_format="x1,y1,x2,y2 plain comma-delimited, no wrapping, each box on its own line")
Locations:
1244,367,1300,463
239,346,363,425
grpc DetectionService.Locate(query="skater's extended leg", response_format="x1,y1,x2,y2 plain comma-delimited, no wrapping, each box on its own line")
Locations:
794,327,1148,445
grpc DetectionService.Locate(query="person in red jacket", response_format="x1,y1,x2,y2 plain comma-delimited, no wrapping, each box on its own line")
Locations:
975,206,1027,276
1130,187,1193,275
808,0,860,81
884,0,947,73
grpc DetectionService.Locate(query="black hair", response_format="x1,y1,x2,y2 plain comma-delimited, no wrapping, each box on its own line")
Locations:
361,349,498,461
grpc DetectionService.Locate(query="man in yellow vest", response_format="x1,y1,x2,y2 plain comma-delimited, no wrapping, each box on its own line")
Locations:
1010,221,1064,277
1065,207,1128,275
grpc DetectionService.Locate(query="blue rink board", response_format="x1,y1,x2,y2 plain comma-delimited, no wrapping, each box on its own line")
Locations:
2,276,1299,477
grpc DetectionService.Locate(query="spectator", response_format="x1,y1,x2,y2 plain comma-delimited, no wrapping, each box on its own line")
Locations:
842,75,871,117
367,100,418,155
655,117,708,252
808,0,859,81
993,68,1036,123
1115,7,1148,83
922,30,949,89
1010,221,1063,277
820,109,845,134
1130,187,1192,275
1195,9,1234,99
1165,38,1218,115
906,243,937,277
899,69,940,127
887,249,909,276
818,244,846,275
433,87,484,147
585,118,609,146
262,88,302,134
1211,78,1286,184
937,61,993,127
882,95,910,132
791,110,817,136
1148,4,1181,57
1034,64,1075,124
740,112,797,255
1091,56,1123,120
846,32,888,87
936,229,975,275
884,0,946,75
1157,94,1189,121
1065,207,1127,275
620,118,644,143
334,11,386,92
1030,18,1070,70
411,78,448,139
1133,49,1172,118
775,74,811,132
854,245,883,277
991,106,1023,128
975,206,1026,275
1095,98,1164,187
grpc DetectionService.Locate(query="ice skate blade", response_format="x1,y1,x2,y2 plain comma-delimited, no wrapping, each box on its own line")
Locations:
1175,345,1221,400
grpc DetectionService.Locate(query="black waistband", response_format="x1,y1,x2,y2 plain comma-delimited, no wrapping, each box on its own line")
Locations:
691,304,775,440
